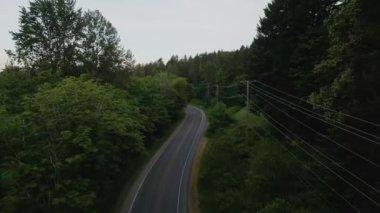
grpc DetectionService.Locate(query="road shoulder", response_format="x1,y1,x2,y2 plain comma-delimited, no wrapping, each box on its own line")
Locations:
189,136,208,213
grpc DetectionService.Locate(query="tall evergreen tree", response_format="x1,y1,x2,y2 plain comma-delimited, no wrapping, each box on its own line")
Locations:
311,0,380,123
311,1,380,210
249,0,339,97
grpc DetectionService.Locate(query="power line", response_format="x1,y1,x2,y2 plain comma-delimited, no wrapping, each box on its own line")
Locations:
251,102,380,208
284,146,359,212
251,84,380,147
250,114,335,211
217,84,239,88
251,103,359,212
253,80,380,128
196,79,375,210
254,92,380,169
190,85,209,89
254,93,380,195
220,94,245,99
199,80,378,210
244,80,250,142
251,83,380,142
189,82,209,86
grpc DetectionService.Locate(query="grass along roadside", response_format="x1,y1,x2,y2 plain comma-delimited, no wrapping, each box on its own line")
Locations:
188,100,210,213
190,136,208,213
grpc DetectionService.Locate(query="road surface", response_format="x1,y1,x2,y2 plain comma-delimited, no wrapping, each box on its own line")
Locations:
119,106,207,213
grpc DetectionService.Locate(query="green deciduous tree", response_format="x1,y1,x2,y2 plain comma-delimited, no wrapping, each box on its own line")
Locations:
8,0,83,75
207,103,233,135
7,0,134,80
1,76,146,212
81,10,134,81
199,116,327,212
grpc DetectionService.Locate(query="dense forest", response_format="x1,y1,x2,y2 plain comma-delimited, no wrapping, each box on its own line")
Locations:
137,0,380,212
1,0,380,212
0,0,188,212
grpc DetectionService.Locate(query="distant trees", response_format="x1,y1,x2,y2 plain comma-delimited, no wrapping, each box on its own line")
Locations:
133,48,250,107
135,47,250,86
134,58,166,77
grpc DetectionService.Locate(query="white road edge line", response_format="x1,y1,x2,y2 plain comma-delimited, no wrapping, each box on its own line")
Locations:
128,108,194,213
177,108,206,213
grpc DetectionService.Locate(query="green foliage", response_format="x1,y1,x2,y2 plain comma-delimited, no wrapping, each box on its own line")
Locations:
129,76,169,134
233,107,268,129
199,111,330,213
207,103,233,135
0,67,60,113
1,76,146,212
199,125,249,212
1,1,189,212
132,0,380,211
0,68,187,212
196,0,380,211
81,10,134,80
249,0,339,97
134,59,166,77
311,0,380,121
171,77,188,101
309,0,380,209
3,0,380,211
129,73,188,121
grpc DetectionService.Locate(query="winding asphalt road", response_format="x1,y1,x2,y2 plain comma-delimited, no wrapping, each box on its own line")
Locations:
119,106,207,213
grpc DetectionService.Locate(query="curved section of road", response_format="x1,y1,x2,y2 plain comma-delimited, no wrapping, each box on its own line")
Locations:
119,106,207,213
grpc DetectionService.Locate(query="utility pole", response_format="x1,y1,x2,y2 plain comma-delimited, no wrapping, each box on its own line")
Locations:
207,83,210,97
241,80,250,115
160,71,163,97
216,84,219,103
207,83,210,104
246,80,250,120
198,61,202,85
240,80,250,142
160,71,168,97
165,72,168,96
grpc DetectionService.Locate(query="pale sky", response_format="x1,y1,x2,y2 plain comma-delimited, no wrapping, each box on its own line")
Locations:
0,0,270,68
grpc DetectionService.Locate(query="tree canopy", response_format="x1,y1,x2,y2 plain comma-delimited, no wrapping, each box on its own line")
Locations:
7,0,133,79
